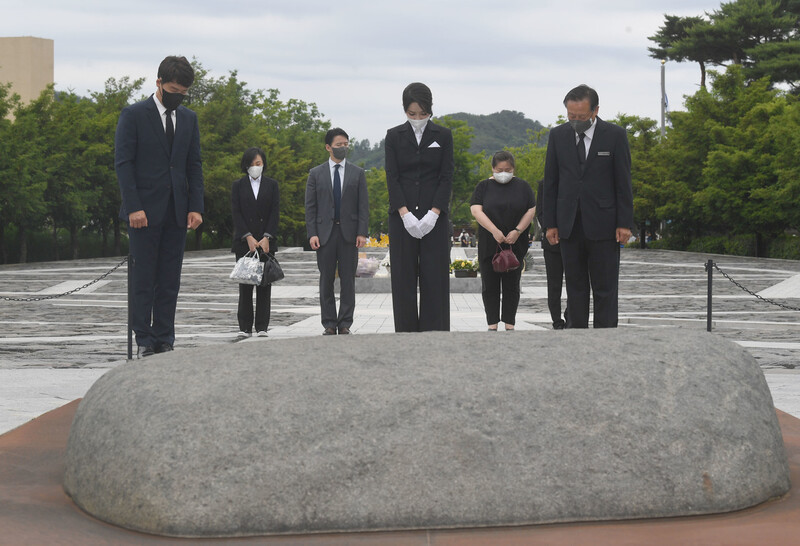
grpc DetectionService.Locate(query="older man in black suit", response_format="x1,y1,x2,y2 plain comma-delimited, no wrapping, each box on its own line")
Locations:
305,128,369,336
116,56,204,357
541,84,633,328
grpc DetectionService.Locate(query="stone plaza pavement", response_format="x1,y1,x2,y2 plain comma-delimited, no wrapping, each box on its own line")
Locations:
1,246,800,434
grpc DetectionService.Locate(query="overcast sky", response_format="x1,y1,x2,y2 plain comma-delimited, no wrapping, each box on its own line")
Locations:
4,0,724,144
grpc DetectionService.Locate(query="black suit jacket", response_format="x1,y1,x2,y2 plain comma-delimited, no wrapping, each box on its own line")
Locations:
541,118,633,240
116,95,204,225
231,175,280,256
385,120,454,217
305,160,369,246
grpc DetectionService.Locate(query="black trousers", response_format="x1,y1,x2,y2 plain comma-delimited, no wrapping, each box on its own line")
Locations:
478,259,523,326
127,197,186,347
316,224,357,329
388,211,450,332
542,242,566,327
235,252,272,333
559,211,620,328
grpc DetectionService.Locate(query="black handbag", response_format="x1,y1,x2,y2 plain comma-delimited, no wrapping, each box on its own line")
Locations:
260,253,285,285
492,244,520,273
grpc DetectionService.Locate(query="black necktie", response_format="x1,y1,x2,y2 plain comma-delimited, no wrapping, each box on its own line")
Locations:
577,132,586,165
333,164,341,222
166,109,175,152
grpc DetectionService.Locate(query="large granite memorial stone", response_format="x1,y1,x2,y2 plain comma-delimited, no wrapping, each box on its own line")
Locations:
63,329,791,537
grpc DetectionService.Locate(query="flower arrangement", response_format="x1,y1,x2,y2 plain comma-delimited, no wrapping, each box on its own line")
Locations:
365,234,390,247
450,258,479,272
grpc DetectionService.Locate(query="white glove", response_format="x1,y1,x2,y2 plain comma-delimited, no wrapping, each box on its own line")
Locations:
417,210,439,237
402,212,423,239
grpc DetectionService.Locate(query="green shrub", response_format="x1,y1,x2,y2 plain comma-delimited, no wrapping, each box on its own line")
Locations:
767,235,800,260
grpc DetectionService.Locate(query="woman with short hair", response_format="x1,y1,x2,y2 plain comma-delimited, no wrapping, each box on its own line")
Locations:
384,82,455,332
470,151,536,331
231,147,280,337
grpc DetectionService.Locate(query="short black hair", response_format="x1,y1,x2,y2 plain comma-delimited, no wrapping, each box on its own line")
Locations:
240,147,267,174
491,150,516,169
325,127,349,146
563,84,599,110
158,56,195,87
402,82,433,115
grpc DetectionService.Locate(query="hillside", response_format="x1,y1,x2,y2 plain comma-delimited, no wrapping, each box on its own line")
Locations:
347,110,546,170
446,110,546,153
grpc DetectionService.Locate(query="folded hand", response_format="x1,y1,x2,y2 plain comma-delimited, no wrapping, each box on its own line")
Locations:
417,210,439,237
402,212,424,239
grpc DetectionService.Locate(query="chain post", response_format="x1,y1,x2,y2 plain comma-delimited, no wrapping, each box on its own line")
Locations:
2,257,128,302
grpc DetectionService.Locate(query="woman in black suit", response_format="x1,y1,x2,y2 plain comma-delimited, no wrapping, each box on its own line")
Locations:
231,147,280,337
385,82,454,332
470,151,536,331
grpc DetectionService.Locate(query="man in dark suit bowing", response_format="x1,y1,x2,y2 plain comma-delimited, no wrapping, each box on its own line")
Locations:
305,128,369,336
116,55,204,356
542,84,633,328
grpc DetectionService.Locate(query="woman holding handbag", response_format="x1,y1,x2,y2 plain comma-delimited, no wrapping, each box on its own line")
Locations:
231,147,280,338
470,151,536,331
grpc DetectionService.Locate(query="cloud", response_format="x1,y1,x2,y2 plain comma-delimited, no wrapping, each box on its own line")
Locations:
2,0,722,142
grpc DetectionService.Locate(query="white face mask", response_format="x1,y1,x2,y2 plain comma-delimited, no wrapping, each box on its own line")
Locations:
407,117,429,131
248,165,263,179
493,171,513,184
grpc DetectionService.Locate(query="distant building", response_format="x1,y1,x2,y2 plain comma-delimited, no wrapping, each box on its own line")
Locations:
0,36,54,107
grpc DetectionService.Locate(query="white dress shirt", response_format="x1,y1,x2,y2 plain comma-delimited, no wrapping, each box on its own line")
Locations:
152,95,176,132
574,117,597,161
413,121,428,145
329,158,346,188
250,176,261,199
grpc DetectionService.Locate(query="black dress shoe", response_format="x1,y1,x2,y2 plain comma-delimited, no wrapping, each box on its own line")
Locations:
553,322,566,330
338,327,351,335
323,327,337,336
137,345,155,358
154,342,173,353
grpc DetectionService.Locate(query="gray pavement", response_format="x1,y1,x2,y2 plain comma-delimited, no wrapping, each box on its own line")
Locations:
2,246,800,434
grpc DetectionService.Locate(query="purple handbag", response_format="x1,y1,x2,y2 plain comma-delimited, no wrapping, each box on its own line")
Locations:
492,244,520,273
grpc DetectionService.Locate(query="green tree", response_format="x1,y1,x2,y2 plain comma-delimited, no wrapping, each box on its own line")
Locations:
649,0,800,90
612,114,664,246
649,15,715,89
655,65,795,254
0,83,20,263
365,167,389,236
189,68,260,248
254,89,330,247
434,116,482,227
45,91,102,259
5,88,51,262
88,76,145,256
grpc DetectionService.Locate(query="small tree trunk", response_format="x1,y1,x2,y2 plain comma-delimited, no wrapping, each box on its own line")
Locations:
100,222,108,257
0,223,5,264
70,225,79,260
113,217,122,256
19,225,27,263
194,224,203,250
52,225,58,260
699,61,707,90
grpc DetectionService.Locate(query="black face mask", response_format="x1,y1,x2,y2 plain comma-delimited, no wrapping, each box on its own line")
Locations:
160,88,185,110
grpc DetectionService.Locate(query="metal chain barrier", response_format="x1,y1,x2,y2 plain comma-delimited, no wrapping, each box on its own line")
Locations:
711,261,800,312
1,256,129,302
